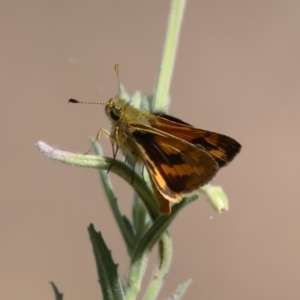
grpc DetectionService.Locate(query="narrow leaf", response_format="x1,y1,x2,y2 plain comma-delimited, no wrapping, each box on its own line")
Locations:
93,143,136,255
88,224,125,300
132,193,149,240
36,141,159,219
167,279,192,300
50,282,63,300
133,194,199,259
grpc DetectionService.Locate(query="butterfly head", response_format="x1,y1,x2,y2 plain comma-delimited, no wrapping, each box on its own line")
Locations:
105,96,131,125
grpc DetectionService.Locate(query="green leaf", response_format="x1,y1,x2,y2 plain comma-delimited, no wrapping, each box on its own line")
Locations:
132,194,198,262
50,282,63,300
132,193,149,240
93,143,136,256
36,141,159,220
167,279,192,300
122,215,136,246
131,91,148,111
88,224,125,300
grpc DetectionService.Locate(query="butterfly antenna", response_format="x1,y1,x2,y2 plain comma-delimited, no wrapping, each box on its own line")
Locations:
68,99,105,105
114,64,122,97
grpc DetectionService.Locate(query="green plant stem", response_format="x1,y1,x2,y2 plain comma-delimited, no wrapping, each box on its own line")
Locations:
142,234,173,300
153,0,186,110
125,194,198,300
125,1,187,298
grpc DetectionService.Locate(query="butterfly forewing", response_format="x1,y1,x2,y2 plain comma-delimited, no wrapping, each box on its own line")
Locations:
150,115,241,167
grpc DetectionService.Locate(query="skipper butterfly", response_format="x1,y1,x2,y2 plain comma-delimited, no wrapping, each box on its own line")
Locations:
69,65,241,215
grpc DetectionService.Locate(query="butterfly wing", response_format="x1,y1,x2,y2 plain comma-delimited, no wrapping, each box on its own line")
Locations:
131,127,219,203
150,114,241,168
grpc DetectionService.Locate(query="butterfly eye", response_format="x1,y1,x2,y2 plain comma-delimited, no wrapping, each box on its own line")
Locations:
110,106,122,121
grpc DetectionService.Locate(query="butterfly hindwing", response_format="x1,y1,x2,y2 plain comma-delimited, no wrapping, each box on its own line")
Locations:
131,127,218,202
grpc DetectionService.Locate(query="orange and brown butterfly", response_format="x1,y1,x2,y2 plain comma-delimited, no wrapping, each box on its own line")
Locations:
69,65,241,215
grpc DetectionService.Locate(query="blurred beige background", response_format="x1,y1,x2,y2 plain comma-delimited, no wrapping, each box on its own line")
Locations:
1,1,300,299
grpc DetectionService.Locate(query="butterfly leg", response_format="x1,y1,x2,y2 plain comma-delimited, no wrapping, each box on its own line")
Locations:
83,127,110,155
107,142,119,174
